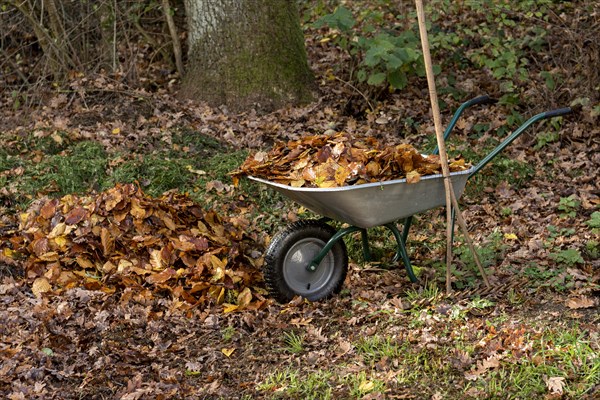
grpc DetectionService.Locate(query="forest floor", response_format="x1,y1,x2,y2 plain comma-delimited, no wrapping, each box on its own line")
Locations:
1,1,599,399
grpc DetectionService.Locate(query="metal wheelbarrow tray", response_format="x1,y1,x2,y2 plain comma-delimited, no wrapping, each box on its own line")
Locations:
250,168,472,229
252,96,571,303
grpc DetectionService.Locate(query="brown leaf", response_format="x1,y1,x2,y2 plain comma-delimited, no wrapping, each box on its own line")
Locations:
40,199,58,220
100,227,114,256
406,170,421,184
146,268,176,284
129,197,147,219
76,256,95,269
32,238,49,257
232,132,470,188
64,206,87,225
545,376,566,395
566,296,597,309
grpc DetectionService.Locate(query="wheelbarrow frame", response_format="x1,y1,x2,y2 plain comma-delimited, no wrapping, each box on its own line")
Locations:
254,96,571,301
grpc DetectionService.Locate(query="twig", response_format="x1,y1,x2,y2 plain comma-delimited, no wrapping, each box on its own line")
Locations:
161,0,184,76
0,48,29,84
334,76,375,112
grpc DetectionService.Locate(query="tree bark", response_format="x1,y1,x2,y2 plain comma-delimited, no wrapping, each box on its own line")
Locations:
181,0,314,112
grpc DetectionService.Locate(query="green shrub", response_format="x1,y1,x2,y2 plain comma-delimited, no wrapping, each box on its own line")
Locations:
313,6,432,95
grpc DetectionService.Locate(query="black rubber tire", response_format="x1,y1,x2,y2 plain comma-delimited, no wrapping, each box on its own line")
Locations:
264,220,348,303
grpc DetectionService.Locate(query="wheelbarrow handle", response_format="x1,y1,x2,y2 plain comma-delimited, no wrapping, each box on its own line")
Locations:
540,107,572,119
432,95,497,155
466,95,498,107
469,107,572,178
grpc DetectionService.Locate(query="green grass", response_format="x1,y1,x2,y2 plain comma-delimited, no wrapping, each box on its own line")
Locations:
0,129,255,209
257,368,334,399
354,335,404,364
109,154,191,197
473,327,600,399
257,318,599,399
282,331,304,354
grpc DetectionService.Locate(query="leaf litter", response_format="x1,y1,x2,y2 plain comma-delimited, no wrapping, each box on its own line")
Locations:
3,183,267,311
232,132,469,187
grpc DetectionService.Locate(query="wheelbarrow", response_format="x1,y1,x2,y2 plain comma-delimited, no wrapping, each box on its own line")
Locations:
250,96,571,303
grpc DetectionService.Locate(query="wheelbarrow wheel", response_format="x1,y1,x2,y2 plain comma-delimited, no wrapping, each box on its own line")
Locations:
264,220,348,303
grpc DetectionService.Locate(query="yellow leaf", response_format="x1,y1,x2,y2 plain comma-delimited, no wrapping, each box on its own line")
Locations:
32,277,52,297
237,287,252,309
221,347,235,357
210,255,227,281
317,179,336,188
19,212,30,226
504,233,518,240
358,380,375,392
334,165,350,186
112,127,121,134
223,304,239,313
216,287,225,304
3,247,15,259
209,286,226,304
185,165,207,175
48,223,66,239
53,235,68,250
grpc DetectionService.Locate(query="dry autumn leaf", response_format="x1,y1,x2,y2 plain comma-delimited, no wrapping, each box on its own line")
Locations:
221,348,235,357
32,277,52,297
565,296,597,309
231,132,469,187
8,183,265,311
545,376,566,395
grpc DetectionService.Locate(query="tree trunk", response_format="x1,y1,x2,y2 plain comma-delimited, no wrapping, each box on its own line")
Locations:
181,0,314,112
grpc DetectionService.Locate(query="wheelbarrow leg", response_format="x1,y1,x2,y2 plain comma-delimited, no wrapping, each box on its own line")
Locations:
307,226,363,272
385,223,419,283
401,216,413,245
360,229,372,262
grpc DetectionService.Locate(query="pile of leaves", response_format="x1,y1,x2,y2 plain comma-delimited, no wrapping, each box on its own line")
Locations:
232,132,470,187
1,183,266,311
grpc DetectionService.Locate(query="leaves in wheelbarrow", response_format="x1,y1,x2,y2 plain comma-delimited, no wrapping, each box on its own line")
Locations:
4,183,266,311
231,132,469,187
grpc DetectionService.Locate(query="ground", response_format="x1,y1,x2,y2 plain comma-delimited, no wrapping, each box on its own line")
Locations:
0,1,599,399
